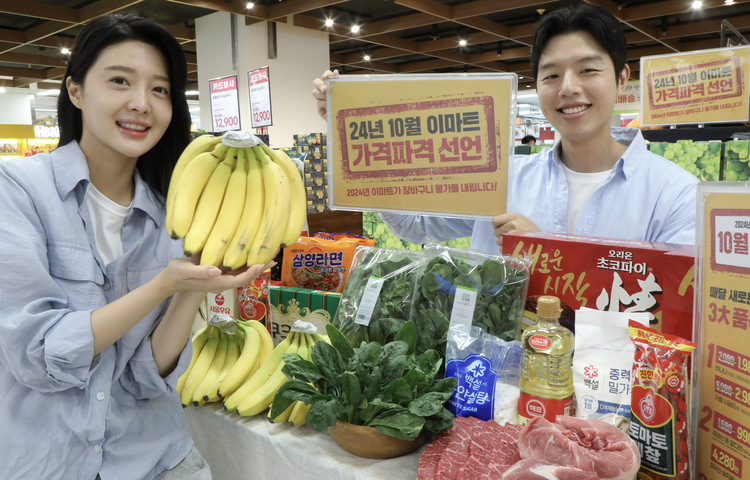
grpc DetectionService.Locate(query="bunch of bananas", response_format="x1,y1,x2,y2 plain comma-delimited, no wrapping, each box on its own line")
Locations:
177,320,274,408
165,134,306,269
222,331,325,426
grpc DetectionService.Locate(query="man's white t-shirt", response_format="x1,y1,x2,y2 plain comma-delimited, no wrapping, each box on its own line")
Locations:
87,184,130,264
560,162,611,234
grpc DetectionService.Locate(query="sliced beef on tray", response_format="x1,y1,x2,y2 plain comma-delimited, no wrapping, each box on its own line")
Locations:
417,430,453,480
455,442,490,480
500,459,600,480
434,417,488,480
518,416,640,480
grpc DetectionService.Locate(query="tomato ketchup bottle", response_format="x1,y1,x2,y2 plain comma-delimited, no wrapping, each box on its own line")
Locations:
518,296,575,424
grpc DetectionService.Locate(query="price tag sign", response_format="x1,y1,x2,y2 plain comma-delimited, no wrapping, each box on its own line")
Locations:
248,66,273,128
693,183,750,480
449,286,478,328
209,75,241,132
354,277,385,326
640,46,750,126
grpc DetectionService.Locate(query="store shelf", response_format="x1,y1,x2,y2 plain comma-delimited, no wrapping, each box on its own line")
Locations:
641,125,750,143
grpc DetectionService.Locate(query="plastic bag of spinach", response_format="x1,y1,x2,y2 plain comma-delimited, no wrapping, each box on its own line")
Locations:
332,246,420,348
409,244,531,358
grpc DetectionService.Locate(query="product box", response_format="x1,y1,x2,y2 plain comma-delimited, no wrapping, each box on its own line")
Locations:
502,232,694,340
206,288,239,318
268,285,340,345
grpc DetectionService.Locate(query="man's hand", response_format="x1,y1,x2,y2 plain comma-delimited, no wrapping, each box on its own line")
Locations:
312,70,339,119
491,213,540,249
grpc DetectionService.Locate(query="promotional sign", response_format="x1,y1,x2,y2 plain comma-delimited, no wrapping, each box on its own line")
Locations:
692,183,750,480
208,75,241,132
613,81,640,115
248,66,273,128
640,46,750,126
326,74,516,219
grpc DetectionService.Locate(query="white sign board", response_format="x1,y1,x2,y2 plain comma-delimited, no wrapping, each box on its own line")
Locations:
248,66,273,128
613,81,640,114
209,75,241,132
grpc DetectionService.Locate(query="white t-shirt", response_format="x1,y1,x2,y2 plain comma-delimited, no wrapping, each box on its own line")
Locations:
87,184,131,265
560,162,611,234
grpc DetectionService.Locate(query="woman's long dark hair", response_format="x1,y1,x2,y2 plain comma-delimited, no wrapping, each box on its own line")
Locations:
57,14,191,201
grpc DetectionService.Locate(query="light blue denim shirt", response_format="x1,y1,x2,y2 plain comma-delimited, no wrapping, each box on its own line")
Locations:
0,141,193,480
382,127,699,254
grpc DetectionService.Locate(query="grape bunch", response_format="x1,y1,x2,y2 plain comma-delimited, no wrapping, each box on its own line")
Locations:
723,140,750,181
361,212,422,251
442,237,472,250
649,140,721,181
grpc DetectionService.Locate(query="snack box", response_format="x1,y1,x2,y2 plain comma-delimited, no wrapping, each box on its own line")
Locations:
502,232,694,341
267,286,340,345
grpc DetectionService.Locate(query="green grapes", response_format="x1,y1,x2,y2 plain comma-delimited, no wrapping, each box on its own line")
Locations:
649,140,721,181
442,237,472,250
723,140,750,182
361,211,422,251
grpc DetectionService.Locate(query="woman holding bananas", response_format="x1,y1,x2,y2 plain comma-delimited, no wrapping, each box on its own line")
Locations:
0,14,268,480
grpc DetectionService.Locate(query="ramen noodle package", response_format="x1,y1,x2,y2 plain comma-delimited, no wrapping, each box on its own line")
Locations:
281,233,374,292
629,320,696,480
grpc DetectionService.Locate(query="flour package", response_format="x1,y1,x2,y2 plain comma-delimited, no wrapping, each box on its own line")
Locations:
572,308,648,433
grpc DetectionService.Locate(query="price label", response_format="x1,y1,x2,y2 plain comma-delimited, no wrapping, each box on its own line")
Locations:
354,277,385,326
248,66,272,128
714,411,750,450
715,375,750,409
449,286,478,328
713,214,750,272
716,345,750,379
711,443,743,477
209,75,241,133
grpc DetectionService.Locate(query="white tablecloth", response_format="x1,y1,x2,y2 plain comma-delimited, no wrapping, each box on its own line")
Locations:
184,404,422,480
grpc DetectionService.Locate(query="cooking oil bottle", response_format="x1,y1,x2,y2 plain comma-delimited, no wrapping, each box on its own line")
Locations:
518,295,574,424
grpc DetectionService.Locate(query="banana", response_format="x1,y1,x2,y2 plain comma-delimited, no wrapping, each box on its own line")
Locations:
236,333,305,417
201,148,248,267
288,399,310,427
244,319,274,365
203,330,241,403
261,144,306,248
181,329,222,407
166,135,222,235
169,143,232,239
223,148,265,271
269,399,294,423
216,324,261,400
177,326,212,395
181,152,235,256
246,146,291,267
193,331,228,406
224,332,297,413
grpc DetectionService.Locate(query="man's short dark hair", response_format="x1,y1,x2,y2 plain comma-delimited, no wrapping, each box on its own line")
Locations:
530,3,627,83
522,135,536,145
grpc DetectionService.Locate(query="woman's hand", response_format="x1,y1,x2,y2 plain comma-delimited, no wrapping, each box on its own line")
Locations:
491,213,540,250
312,69,339,119
159,258,273,297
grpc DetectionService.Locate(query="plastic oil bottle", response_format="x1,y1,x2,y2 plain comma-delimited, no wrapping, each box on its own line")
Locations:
518,295,574,424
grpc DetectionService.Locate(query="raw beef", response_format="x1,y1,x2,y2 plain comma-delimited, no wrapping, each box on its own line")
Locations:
455,442,490,480
418,430,453,480
434,417,487,480
518,416,640,480
500,460,600,480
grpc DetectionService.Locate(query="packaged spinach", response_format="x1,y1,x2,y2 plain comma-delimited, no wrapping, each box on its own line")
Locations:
331,246,421,348
408,244,531,358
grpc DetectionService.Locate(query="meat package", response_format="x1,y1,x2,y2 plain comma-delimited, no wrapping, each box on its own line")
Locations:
502,232,694,342
418,415,640,480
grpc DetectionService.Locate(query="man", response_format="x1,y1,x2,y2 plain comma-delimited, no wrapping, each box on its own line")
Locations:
313,3,698,252
521,135,537,146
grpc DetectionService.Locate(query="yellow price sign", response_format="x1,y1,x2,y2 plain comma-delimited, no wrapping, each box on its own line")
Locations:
640,46,750,126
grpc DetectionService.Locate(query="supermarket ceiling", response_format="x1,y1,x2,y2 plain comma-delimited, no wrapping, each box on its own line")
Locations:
2,0,750,92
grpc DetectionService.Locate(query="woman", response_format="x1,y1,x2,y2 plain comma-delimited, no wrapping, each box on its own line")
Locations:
0,14,265,480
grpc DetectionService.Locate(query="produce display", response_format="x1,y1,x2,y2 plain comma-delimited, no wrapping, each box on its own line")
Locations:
270,324,457,441
723,139,750,181
647,140,721,180
362,211,423,251
165,134,306,269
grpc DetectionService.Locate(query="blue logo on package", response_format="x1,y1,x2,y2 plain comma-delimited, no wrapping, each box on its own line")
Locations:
445,354,496,421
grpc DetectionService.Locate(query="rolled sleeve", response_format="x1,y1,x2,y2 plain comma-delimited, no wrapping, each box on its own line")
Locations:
121,332,192,400
379,212,474,244
42,310,96,387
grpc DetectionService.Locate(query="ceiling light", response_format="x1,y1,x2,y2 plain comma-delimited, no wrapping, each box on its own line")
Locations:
526,84,531,88
325,19,334,27
692,0,702,8
36,89,60,96
363,54,371,61
351,25,360,33
61,48,70,55
0,87,5,93
246,2,254,8
725,0,734,4
185,90,199,96
458,39,467,46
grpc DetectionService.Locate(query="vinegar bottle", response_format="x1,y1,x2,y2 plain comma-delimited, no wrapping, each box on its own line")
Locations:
518,295,574,424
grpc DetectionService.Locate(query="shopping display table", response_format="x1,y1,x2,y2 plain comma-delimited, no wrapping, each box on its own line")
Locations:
184,403,423,480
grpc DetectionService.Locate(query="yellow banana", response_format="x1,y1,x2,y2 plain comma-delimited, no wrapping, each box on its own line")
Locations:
288,400,310,427
261,144,305,248
243,319,274,365
246,146,291,267
170,143,232,239
203,330,241,403
166,135,222,235
313,333,330,344
269,399,294,423
201,149,248,267
193,331,228,406
182,152,235,256
217,324,261,400
181,329,221,406
223,148,265,271
177,326,212,395
236,333,305,417
224,332,297,413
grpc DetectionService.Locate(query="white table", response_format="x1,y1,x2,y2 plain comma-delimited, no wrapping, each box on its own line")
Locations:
184,404,423,480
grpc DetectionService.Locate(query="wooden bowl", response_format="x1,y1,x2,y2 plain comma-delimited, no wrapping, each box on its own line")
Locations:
327,420,430,459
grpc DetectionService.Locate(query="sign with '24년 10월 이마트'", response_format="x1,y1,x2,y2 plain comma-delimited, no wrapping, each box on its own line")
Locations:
325,74,516,220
